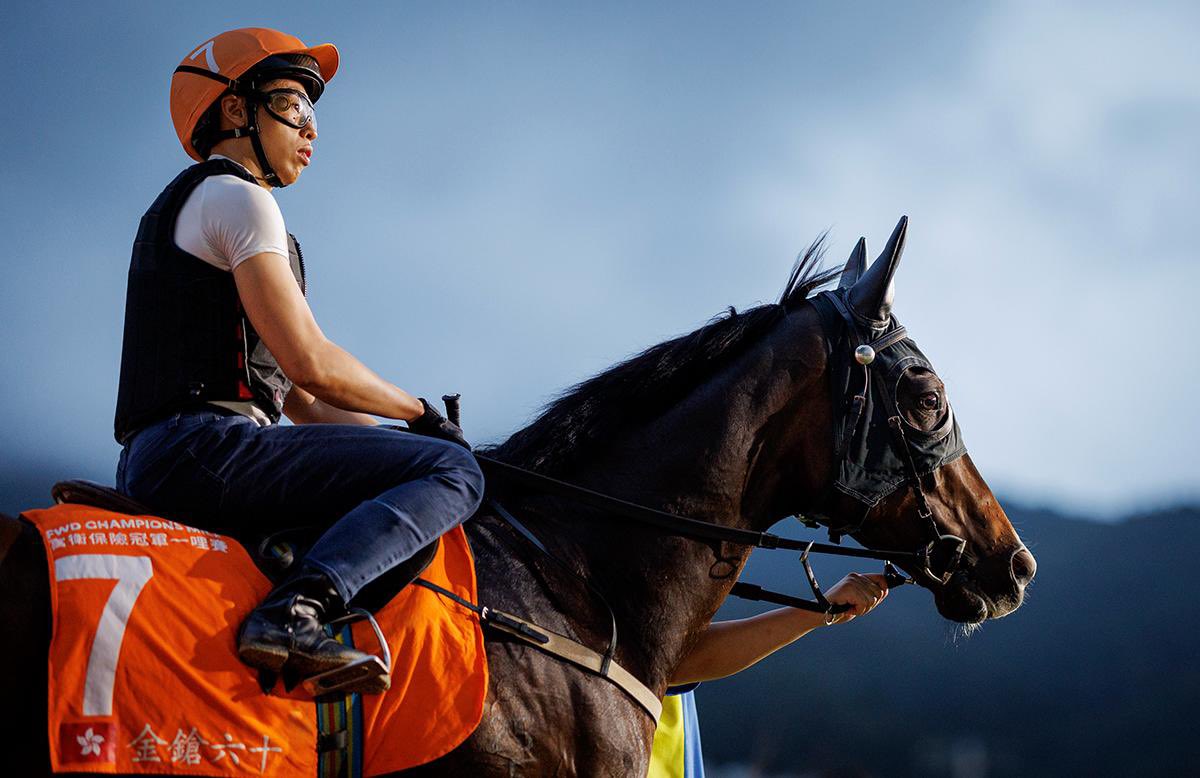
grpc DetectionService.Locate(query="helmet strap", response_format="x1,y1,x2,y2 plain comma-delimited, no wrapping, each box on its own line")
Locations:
245,103,284,188
210,98,285,188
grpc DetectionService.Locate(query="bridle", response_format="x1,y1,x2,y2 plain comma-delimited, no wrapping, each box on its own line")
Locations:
471,288,969,616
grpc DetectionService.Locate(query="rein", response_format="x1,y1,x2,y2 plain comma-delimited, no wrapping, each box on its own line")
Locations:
475,455,929,613
467,287,971,612
421,289,970,721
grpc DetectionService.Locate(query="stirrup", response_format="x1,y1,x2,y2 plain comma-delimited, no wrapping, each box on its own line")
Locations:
303,608,393,697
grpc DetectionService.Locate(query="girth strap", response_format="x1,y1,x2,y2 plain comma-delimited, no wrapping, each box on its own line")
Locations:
315,624,364,778
412,578,663,723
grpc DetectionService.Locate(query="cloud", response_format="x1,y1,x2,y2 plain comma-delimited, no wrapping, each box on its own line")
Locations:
2,2,1194,517
730,0,1200,513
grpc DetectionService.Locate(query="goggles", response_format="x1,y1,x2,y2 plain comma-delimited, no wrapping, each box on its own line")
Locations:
253,88,316,130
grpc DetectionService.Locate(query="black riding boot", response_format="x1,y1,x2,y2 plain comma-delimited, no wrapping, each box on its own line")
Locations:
237,569,373,680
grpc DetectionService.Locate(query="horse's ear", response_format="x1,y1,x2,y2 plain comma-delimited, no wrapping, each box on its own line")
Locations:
837,237,868,290
849,215,907,321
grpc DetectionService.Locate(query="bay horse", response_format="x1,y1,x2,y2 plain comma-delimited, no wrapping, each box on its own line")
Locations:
0,217,1035,776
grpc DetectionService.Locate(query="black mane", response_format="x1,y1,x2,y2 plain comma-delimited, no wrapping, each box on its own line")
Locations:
483,237,838,474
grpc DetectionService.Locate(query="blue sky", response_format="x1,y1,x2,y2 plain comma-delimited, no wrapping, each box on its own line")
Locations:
2,1,1196,517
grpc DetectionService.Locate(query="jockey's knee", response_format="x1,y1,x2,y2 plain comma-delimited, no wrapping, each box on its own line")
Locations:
429,441,485,517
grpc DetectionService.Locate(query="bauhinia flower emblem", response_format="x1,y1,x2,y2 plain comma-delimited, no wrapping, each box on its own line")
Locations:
77,727,105,757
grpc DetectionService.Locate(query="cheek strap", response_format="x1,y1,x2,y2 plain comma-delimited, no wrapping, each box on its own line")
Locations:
208,102,285,188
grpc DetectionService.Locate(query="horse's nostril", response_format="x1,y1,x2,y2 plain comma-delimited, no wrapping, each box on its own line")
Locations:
1010,547,1036,587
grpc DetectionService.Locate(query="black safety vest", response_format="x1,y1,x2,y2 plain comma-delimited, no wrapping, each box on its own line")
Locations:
113,159,306,444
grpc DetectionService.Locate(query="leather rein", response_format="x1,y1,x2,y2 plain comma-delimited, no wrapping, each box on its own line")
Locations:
474,456,944,613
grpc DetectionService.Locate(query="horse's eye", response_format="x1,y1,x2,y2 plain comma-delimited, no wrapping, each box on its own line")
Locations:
919,392,940,411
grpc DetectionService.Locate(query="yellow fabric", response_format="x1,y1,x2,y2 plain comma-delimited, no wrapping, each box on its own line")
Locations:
646,693,685,778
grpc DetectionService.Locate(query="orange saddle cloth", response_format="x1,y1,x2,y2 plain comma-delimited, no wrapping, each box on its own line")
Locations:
22,503,488,777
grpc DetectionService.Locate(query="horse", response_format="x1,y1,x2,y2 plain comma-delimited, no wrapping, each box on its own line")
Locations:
0,217,1036,776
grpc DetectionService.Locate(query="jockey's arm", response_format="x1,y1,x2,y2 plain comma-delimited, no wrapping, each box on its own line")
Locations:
232,252,424,422
283,384,378,425
669,573,888,685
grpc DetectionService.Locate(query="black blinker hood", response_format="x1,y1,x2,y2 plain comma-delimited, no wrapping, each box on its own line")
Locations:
809,289,966,528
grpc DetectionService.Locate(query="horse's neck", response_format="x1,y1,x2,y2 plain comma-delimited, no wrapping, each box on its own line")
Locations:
517,307,832,693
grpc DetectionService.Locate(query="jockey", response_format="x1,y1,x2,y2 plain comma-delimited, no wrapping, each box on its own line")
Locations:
113,27,484,693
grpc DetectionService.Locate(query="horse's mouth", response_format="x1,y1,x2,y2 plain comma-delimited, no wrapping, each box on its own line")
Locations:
932,571,991,624
929,558,1029,623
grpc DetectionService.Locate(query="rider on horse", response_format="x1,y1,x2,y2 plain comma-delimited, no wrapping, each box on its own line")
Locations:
112,27,484,694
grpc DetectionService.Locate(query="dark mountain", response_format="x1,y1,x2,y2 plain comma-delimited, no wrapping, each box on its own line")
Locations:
698,503,1200,777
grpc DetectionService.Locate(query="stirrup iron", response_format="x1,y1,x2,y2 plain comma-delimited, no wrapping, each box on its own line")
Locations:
303,608,393,696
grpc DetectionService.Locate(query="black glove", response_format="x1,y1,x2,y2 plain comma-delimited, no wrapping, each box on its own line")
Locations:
406,398,471,450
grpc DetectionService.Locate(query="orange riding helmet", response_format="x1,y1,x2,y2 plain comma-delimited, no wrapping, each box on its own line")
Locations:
170,27,339,163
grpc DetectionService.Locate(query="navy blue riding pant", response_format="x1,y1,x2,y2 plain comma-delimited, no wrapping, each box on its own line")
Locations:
116,410,485,602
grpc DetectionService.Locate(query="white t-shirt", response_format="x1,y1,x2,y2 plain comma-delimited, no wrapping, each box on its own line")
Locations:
174,155,290,425
173,154,290,271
